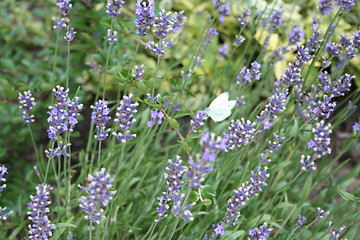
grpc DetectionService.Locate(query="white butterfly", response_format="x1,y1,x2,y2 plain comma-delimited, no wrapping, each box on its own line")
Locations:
205,92,236,122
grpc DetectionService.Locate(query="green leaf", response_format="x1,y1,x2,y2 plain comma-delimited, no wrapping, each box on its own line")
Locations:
189,191,199,203
138,98,162,109
202,199,212,206
202,185,216,198
186,131,204,140
167,118,180,128
174,110,193,118
135,81,149,94
57,222,77,228
178,140,192,152
337,186,359,202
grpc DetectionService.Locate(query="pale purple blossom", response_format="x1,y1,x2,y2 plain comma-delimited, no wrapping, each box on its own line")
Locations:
18,90,36,124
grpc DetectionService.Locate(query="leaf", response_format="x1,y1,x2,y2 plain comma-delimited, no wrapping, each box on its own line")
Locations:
166,118,180,128
202,185,216,198
189,190,199,203
178,140,192,152
202,199,212,206
138,98,162,109
186,131,204,140
337,186,359,202
57,222,77,228
174,110,193,118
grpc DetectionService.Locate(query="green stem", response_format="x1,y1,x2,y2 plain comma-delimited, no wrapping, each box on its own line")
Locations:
27,124,39,166
66,37,70,89
52,30,60,88
98,141,102,169
152,55,161,96
103,19,115,99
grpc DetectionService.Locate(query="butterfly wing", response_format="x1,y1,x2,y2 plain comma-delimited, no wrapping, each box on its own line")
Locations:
206,92,236,122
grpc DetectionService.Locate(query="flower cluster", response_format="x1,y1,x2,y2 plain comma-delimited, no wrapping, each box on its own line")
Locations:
248,222,274,240
189,110,208,134
316,207,330,221
226,118,256,151
211,167,270,237
27,184,56,240
328,221,346,240
187,154,214,189
171,10,186,33
78,168,117,224
296,215,307,227
56,0,72,16
148,109,164,128
257,89,288,130
300,155,317,172
0,165,13,221
47,85,83,142
289,26,305,45
219,44,229,57
18,90,36,124
91,99,111,141
266,9,284,32
308,120,332,159
200,132,227,162
106,0,125,18
238,9,251,26
45,141,71,158
156,156,193,222
106,29,118,44
64,28,76,43
237,61,262,86
260,133,285,162
135,0,156,36
133,64,144,81
112,94,139,143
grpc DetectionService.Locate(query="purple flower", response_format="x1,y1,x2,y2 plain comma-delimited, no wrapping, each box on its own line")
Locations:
148,109,164,128
213,222,225,236
312,95,337,119
45,141,71,158
112,94,139,143
306,19,323,52
332,73,354,97
327,41,341,56
316,207,330,221
248,222,274,240
348,100,357,110
318,0,334,15
223,167,270,227
155,156,191,222
237,61,262,86
200,132,227,162
106,29,117,44
345,45,358,60
328,221,346,240
145,40,168,57
336,0,358,12
300,155,317,171
171,10,186,33
189,110,208,134
153,10,174,39
18,90,36,124
52,17,66,29
261,133,285,162
218,4,230,22
257,89,288,130
219,44,229,57
353,122,360,131
296,215,307,227
226,118,256,150
56,0,72,16
238,9,251,26
236,96,246,108
78,168,117,224
0,165,13,221
91,100,111,141
64,27,76,43
47,86,83,141
106,0,125,18
200,28,219,54
27,184,56,239
187,154,214,189
353,30,360,48
133,64,144,81
135,0,156,36
289,26,305,45
267,9,284,32
307,120,332,159
234,35,245,47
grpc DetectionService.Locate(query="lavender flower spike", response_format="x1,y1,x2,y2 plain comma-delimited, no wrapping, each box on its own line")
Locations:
0,165,13,221
106,0,125,18
18,90,36,123
189,110,208,134
248,222,274,240
91,99,111,141
226,118,256,151
78,168,117,224
135,0,156,36
296,215,307,227
307,120,332,159
64,28,76,43
200,131,227,162
27,184,56,239
112,94,139,143
148,109,165,128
